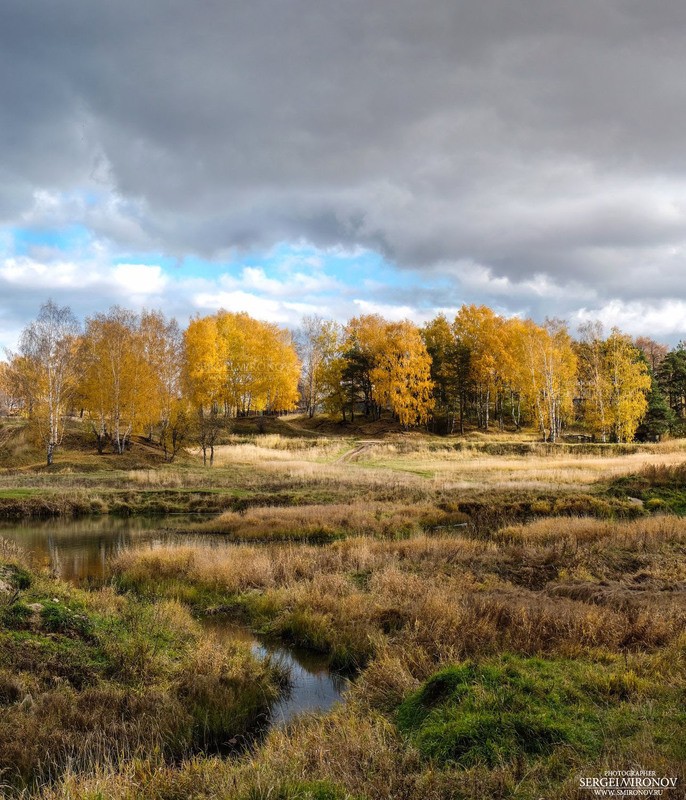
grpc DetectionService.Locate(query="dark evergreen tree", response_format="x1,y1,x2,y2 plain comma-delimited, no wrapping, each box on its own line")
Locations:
635,380,675,441
656,344,686,427
340,338,373,421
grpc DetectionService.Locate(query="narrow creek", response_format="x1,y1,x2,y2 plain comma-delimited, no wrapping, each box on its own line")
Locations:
0,514,348,728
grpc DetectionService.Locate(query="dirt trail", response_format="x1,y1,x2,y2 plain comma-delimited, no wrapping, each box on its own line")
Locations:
336,440,383,463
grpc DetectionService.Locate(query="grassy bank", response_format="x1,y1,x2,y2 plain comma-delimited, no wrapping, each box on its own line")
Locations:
2,419,686,520
0,540,284,796
0,486,262,519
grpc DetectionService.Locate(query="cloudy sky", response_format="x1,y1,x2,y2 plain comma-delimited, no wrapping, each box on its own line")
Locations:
2,0,686,350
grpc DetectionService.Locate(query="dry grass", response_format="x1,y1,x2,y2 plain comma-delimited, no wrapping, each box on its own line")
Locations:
362,441,686,491
36,643,686,800
5,427,686,799
204,438,686,496
2,431,685,522
0,558,283,794
495,513,686,547
195,502,467,542
114,514,686,590
161,437,686,502
210,434,347,460
11,507,686,800
112,515,686,672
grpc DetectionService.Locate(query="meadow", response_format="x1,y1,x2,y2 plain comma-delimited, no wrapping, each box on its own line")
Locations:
0,416,685,799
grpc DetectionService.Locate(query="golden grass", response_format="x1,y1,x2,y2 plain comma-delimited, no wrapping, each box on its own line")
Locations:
178,437,686,499
18,503,686,800
116,513,686,588
6,427,686,798
197,501,466,542
495,513,686,547
1,432,684,520
112,514,686,674
362,442,686,489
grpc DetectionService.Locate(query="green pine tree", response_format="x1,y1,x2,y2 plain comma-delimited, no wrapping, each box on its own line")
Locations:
635,379,675,442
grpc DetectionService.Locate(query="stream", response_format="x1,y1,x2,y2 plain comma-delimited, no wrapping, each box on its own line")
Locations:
0,514,348,728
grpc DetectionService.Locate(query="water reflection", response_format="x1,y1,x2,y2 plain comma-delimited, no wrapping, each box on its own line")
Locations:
202,619,348,726
0,514,217,583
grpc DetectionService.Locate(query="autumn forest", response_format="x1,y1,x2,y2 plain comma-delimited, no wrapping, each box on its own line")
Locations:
1,301,684,466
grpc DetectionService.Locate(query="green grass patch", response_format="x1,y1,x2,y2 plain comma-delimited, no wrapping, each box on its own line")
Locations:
396,656,653,769
609,463,686,514
0,489,45,499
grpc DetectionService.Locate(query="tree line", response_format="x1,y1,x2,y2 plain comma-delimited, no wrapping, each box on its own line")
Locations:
0,303,300,466
1,300,684,465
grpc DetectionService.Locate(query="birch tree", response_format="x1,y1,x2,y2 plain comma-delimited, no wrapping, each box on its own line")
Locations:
296,315,343,417
80,307,151,454
6,301,81,465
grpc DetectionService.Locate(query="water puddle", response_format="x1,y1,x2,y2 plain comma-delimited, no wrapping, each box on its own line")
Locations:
202,618,348,727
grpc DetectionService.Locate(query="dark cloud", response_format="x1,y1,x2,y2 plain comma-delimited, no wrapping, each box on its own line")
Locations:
2,0,686,314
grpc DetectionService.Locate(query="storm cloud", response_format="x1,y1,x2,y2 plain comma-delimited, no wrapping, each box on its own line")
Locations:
2,0,686,340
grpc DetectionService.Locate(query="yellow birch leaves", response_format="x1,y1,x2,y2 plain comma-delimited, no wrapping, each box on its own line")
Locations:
183,311,300,416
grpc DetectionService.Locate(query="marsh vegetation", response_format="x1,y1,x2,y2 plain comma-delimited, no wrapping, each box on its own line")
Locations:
0,420,684,799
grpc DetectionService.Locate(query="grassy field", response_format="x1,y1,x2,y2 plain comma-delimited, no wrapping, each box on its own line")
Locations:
1,416,685,798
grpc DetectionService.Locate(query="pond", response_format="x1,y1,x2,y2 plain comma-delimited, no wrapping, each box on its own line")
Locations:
0,514,348,728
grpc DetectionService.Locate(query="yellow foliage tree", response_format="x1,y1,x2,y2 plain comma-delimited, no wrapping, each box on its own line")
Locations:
182,311,301,463
370,320,434,428
327,315,433,427
511,318,577,442
453,305,513,430
605,329,651,442
80,307,154,454
342,315,388,419
576,324,650,442
183,315,224,466
212,312,300,414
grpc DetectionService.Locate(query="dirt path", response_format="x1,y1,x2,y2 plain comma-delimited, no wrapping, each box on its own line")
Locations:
336,440,383,463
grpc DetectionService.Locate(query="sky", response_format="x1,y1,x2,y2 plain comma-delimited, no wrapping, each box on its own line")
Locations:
2,0,686,351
